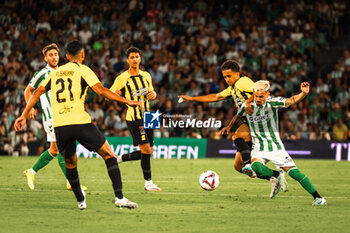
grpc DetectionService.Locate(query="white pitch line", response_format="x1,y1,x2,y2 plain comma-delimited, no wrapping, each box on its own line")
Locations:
0,187,346,199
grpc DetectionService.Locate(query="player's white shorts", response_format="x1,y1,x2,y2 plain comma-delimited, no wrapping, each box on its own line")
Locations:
43,118,56,142
251,149,296,168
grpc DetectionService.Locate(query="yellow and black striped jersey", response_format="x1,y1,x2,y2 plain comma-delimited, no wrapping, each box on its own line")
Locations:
40,62,100,127
110,70,154,121
219,76,254,107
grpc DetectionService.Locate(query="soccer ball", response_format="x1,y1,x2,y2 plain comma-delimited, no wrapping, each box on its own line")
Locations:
199,170,219,191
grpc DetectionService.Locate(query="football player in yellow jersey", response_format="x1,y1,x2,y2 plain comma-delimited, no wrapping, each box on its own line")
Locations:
179,60,255,177
110,47,161,191
14,40,141,210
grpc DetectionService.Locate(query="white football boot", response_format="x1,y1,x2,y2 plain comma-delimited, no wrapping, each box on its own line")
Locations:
115,197,138,209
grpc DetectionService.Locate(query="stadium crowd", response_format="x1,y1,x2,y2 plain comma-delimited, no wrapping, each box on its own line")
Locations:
0,0,349,155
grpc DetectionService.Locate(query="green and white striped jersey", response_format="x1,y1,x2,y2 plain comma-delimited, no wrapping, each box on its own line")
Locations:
28,65,53,122
238,96,287,152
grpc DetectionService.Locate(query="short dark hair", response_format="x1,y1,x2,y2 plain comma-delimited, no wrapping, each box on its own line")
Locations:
42,43,59,56
126,47,141,58
221,60,240,72
66,40,83,56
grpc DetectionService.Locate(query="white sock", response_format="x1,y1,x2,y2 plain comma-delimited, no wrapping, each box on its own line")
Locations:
30,168,36,175
117,155,123,164
145,180,153,186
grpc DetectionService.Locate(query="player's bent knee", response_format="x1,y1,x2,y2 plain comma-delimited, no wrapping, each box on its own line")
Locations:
49,148,59,157
64,154,77,169
232,133,251,142
97,141,115,160
139,144,152,155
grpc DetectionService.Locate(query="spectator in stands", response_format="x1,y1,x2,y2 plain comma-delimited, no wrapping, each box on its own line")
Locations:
333,118,348,140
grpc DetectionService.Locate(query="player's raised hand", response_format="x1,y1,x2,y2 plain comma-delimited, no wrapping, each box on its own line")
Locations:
14,116,27,131
217,126,231,136
300,82,310,94
177,95,192,103
147,90,157,100
245,102,253,115
127,100,143,109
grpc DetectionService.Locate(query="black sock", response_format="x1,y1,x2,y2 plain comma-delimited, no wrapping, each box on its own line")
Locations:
141,153,151,181
105,157,123,199
234,138,251,165
256,175,271,181
121,151,142,162
272,170,280,178
312,191,322,199
66,167,84,202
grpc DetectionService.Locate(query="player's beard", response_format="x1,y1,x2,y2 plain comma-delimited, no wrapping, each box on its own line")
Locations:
48,60,58,69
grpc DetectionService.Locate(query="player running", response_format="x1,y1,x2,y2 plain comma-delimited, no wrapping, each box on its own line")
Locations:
110,47,161,191
23,43,87,191
15,40,141,209
228,80,326,205
179,60,255,177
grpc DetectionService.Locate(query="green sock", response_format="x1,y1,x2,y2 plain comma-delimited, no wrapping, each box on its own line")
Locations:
57,153,67,178
288,167,316,195
251,161,274,177
32,150,54,173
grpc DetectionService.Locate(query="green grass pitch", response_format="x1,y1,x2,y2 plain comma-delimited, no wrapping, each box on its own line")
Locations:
0,157,349,233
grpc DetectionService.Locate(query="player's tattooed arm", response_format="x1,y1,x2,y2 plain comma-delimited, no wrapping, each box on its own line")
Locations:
217,115,238,136
178,93,225,103
285,82,310,107
245,95,254,114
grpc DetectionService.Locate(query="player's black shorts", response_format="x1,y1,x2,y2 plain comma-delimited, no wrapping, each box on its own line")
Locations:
231,116,248,133
55,123,106,158
126,119,154,147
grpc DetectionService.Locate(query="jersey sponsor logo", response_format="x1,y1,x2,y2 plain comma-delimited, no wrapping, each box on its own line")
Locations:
143,110,161,129
248,114,271,122
132,87,148,97
58,105,73,114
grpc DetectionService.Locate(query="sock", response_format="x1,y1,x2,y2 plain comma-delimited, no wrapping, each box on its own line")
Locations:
251,161,276,178
312,191,322,199
29,168,36,175
145,180,153,186
57,153,67,178
234,138,251,165
288,168,317,196
141,153,151,181
105,157,123,199
121,151,142,162
66,167,84,202
32,150,54,172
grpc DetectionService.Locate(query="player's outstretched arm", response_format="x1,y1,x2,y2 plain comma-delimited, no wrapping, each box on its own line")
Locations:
217,115,238,136
92,83,142,108
24,85,37,119
178,93,225,103
15,86,46,131
285,82,310,107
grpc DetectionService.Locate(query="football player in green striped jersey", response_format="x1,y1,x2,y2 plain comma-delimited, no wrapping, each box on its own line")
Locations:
23,43,87,191
227,81,326,205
